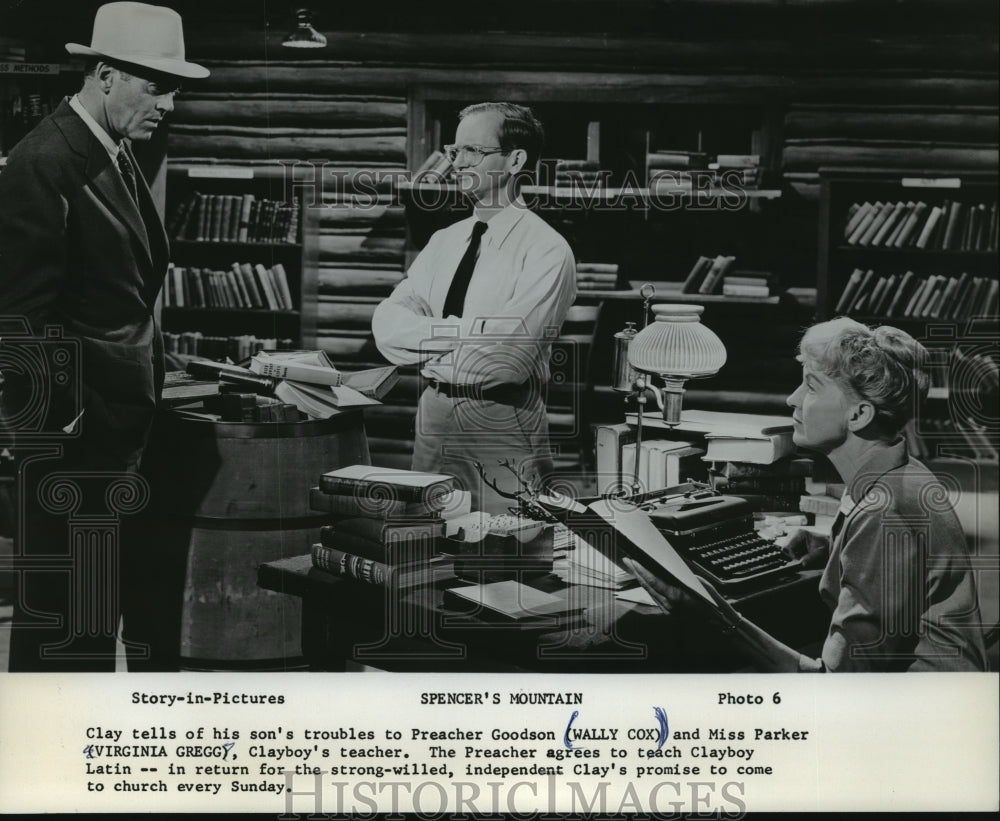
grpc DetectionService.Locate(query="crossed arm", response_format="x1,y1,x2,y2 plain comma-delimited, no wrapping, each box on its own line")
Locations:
372,237,576,389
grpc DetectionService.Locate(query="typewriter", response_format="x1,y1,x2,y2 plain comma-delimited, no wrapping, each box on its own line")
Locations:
636,484,800,590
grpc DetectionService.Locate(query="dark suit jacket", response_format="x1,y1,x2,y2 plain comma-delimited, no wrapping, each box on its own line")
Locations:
0,98,169,466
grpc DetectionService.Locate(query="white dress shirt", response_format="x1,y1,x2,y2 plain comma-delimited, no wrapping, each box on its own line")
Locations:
372,199,577,390
68,94,121,162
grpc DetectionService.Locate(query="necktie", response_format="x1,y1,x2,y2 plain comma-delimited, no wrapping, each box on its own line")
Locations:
117,149,138,204
442,220,488,318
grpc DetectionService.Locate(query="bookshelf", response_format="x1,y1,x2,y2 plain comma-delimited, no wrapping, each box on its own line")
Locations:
0,61,78,159
162,163,317,361
816,168,999,477
816,168,998,324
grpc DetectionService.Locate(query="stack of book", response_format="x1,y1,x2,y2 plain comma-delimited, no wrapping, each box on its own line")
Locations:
161,332,292,362
310,465,470,588
621,439,705,493
646,150,708,193
709,154,762,190
843,198,998,251
575,262,619,291
722,270,775,298
443,513,557,583
163,261,294,310
168,192,300,244
835,268,1000,320
681,254,738,294
799,485,843,529
201,391,302,423
710,457,814,514
552,159,604,189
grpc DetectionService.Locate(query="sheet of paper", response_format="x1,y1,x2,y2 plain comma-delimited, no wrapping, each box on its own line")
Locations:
587,497,715,605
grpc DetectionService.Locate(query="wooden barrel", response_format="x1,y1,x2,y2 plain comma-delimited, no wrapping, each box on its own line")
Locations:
143,411,370,670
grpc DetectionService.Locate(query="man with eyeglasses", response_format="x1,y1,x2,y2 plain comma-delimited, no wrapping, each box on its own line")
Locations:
373,102,577,513
0,2,208,671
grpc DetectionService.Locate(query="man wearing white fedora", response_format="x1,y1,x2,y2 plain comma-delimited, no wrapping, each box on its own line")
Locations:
0,2,208,671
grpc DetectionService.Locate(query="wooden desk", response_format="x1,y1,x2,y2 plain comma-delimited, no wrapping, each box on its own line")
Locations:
257,556,826,672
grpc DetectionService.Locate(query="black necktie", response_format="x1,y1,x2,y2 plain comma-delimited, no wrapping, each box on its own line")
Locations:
117,149,138,204
442,220,488,318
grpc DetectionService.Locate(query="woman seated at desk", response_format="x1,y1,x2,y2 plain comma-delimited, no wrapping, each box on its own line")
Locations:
627,317,987,672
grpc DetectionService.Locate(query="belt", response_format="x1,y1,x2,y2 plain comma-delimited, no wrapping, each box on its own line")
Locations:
426,379,533,405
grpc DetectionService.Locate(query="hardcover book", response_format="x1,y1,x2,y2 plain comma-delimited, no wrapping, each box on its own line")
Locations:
319,465,455,503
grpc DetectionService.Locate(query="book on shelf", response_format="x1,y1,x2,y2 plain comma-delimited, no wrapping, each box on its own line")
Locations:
872,273,897,315
311,543,446,589
894,201,929,248
697,255,737,295
885,270,916,317
722,283,770,298
163,332,292,361
271,263,294,310
163,262,294,310
914,203,945,249
681,256,714,294
847,201,883,245
714,153,760,169
848,268,878,313
646,151,708,170
869,201,909,247
842,196,1000,252
884,202,914,247
858,201,896,246
835,268,865,313
169,192,299,244
319,464,455,504
843,201,872,239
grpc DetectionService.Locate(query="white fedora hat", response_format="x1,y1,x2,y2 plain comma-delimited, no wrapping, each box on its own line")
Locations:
66,2,209,80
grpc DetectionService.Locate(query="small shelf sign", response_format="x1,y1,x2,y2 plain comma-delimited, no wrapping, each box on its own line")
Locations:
0,62,62,75
901,177,961,189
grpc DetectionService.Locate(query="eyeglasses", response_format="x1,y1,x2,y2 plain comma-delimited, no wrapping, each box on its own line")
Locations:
444,144,510,167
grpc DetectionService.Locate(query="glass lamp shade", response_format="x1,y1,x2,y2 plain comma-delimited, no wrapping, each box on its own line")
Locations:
627,304,727,423
282,9,327,48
